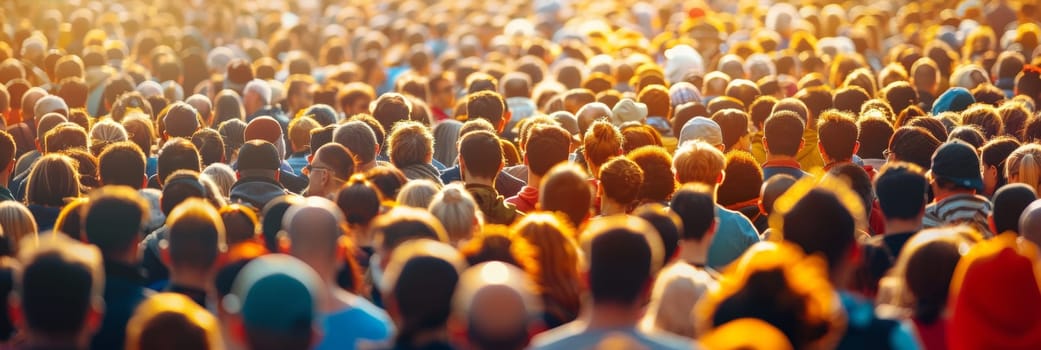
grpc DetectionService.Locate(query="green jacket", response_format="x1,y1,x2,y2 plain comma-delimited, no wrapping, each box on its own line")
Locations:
465,183,523,225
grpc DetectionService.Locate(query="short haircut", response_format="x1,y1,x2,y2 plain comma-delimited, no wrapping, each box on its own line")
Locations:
314,143,356,180
580,216,661,304
125,293,222,350
98,141,146,189
817,109,859,161
539,164,593,227
348,114,386,150
371,206,448,252
637,84,671,119
993,184,1037,234
16,235,103,338
718,151,763,206
888,126,941,170
466,90,506,129
782,188,856,269
386,120,433,168
336,176,383,227
57,77,88,109
710,108,750,151
882,81,918,115
669,183,716,240
287,116,320,151
761,174,797,215
191,128,225,166
524,124,571,176
309,125,336,155
0,129,14,171
599,157,644,206
832,85,870,114
748,96,778,129
627,146,676,203
161,170,207,216
166,198,225,270
763,111,805,157
673,140,725,185
583,121,623,170
123,116,156,157
365,166,408,200
771,98,810,125
157,138,202,186
334,121,378,164
458,130,502,179
634,204,683,261
371,93,412,139
857,117,894,159
948,125,986,149
960,104,1004,140
44,123,88,153
83,186,149,257
26,154,80,207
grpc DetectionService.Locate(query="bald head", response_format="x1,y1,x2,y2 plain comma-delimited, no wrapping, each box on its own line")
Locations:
284,197,346,263
21,88,47,121
453,262,541,350
1019,200,1041,247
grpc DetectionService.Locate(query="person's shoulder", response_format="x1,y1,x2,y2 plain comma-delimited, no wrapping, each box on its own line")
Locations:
529,321,588,350
716,206,759,235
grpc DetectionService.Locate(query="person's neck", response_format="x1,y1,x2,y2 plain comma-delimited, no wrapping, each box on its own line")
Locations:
24,331,86,350
407,326,450,347
526,172,542,189
169,268,213,291
465,175,496,188
677,240,709,266
884,219,922,235
600,199,627,216
586,302,642,329
351,225,373,247
766,154,799,163
933,189,975,203
0,173,9,187
358,160,377,173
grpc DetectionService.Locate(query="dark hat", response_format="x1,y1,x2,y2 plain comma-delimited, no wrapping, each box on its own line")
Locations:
237,140,280,172
163,102,200,138
225,59,254,91
931,140,983,192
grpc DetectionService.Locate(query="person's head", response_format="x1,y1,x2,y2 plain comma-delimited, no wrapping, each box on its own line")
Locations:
832,86,871,115
888,126,941,170
125,293,223,350
579,216,664,306
458,130,503,182
13,234,103,342
641,262,716,338
670,182,718,245
283,196,349,272
718,151,763,207
163,102,202,139
242,79,272,115
582,121,623,175
673,140,725,186
387,120,434,168
235,140,280,180
816,110,859,163
430,184,481,245
777,180,862,281
337,82,376,118
191,128,225,166
164,198,226,277
371,93,413,139
334,121,379,166
25,154,79,207
365,166,409,200
432,120,463,166
123,115,157,157
1006,143,1041,193
213,90,245,126
0,201,37,252
287,116,320,154
855,117,894,160
466,91,509,134
539,164,593,228
44,122,88,154
710,108,752,153
991,184,1037,235
930,140,984,195
157,138,202,186
83,186,149,261
523,124,571,179
306,143,354,198
961,104,1004,140
396,179,440,209
88,119,129,157
451,261,541,350
223,254,323,350
598,157,644,212
873,162,928,225
881,81,919,115
335,176,383,229
508,212,581,316
0,129,15,178
981,137,1021,196
763,111,805,158
380,239,467,347
97,141,146,189
627,146,676,204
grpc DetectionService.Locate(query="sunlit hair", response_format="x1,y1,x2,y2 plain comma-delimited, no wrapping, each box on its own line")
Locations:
641,262,717,338
396,179,440,209
1005,143,1041,193
582,120,623,176
26,154,80,207
509,212,583,324
673,140,724,186
429,183,481,245
0,201,38,253
387,120,434,168
125,293,223,350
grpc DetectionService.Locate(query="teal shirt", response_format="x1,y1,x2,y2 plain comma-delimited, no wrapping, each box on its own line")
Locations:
706,205,761,269
0,186,13,202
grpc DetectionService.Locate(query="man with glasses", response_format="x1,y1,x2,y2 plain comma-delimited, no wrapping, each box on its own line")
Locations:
304,143,354,199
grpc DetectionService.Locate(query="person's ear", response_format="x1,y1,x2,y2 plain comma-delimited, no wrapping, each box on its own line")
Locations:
86,297,104,335
141,175,148,189
989,215,998,235
499,113,510,133
817,143,827,159
274,171,280,182
236,171,243,180
717,170,725,184
797,139,805,151
762,138,770,153
229,315,248,346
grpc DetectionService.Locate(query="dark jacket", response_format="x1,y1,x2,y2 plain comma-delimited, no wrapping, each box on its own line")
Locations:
92,261,151,350
440,166,525,197
399,163,444,185
279,169,309,194
230,176,290,209
465,183,523,225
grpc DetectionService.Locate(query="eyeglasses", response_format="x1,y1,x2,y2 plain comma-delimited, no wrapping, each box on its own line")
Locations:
303,164,331,175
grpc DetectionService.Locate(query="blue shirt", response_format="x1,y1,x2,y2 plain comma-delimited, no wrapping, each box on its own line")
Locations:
530,323,695,350
706,205,761,269
287,153,309,176
315,295,395,350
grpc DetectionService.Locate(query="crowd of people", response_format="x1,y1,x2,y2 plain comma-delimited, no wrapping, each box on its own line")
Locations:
0,0,1041,349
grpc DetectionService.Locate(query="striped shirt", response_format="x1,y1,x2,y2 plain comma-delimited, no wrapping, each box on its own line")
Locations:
923,193,993,237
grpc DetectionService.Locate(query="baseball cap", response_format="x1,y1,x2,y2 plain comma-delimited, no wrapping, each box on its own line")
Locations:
244,116,283,144
237,140,280,172
609,99,648,126
33,95,68,120
679,117,723,147
931,140,984,192
222,254,322,334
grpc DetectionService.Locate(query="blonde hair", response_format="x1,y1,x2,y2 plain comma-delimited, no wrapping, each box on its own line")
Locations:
673,140,725,185
125,293,223,350
25,154,80,207
641,262,717,338
0,202,38,251
89,119,129,156
201,163,235,199
582,120,623,176
396,179,440,209
428,184,481,245
1006,143,1041,193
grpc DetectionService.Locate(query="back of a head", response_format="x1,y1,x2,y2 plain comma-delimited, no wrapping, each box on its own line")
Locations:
718,151,763,206
167,198,225,272
459,130,503,180
334,121,379,165
453,262,541,350
874,162,928,221
539,164,593,228
582,121,623,171
710,109,750,152
26,154,80,207
314,143,356,181
524,124,571,177
0,130,15,174
284,197,346,261
781,187,856,273
387,121,433,168
164,102,202,139
817,110,858,161
16,235,103,339
84,186,149,258
889,126,941,170
429,184,480,244
336,176,383,228
598,157,644,208
126,293,222,350
961,104,1004,140
1006,143,1041,193
191,128,225,166
857,117,894,159
466,91,507,132
763,111,805,157
673,140,725,185
157,138,202,186
580,216,663,305
396,179,440,209
993,184,1037,234
381,240,467,346
371,206,449,254
372,93,413,138
226,254,322,350
670,183,717,241
95,143,145,190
